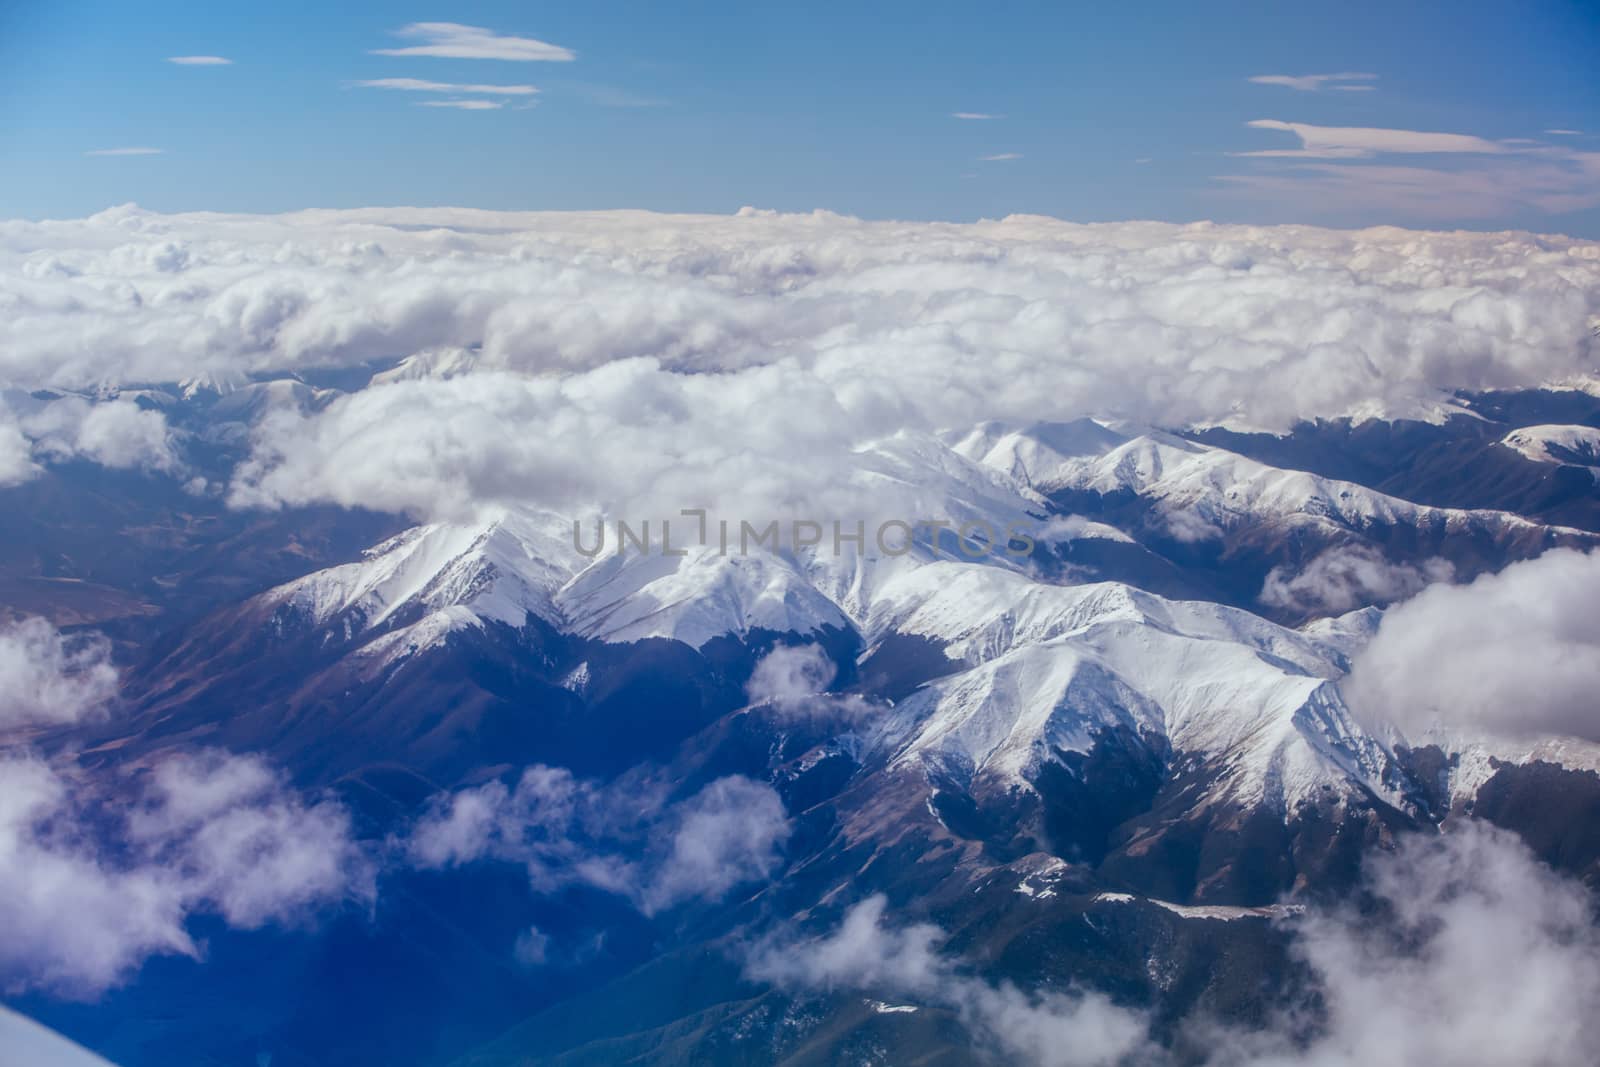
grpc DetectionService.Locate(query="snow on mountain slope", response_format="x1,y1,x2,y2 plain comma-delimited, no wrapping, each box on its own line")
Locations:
954,419,1578,542
947,418,1130,487
865,562,1342,677
1501,424,1600,467
249,429,1049,656
557,544,852,647
881,642,1166,782
263,508,583,640
868,560,1391,810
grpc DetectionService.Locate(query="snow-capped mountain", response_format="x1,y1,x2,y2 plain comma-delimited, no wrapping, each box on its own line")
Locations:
1502,424,1600,468
19,389,1600,1067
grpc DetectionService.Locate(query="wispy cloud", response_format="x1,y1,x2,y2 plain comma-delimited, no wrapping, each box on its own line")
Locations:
1218,154,1600,220
1546,129,1584,136
85,147,163,156
952,112,1000,120
167,55,231,66
354,78,538,96
1249,72,1378,92
978,152,1022,161
561,82,668,108
1238,119,1506,159
372,22,574,62
417,100,504,111
1221,118,1600,221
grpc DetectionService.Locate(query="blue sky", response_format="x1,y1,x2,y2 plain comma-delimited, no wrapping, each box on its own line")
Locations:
2,1,1597,233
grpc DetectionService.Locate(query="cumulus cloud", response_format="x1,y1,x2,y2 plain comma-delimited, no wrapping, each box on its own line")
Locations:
748,894,1159,1066
0,751,372,995
1259,544,1452,617
407,765,790,915
372,22,575,62
0,413,40,486
0,617,118,729
747,644,838,705
20,396,179,474
752,824,1600,1067
1343,548,1600,744
1197,822,1600,1066
1248,73,1378,92
641,776,791,914
745,643,875,724
1,208,1598,520
125,751,375,928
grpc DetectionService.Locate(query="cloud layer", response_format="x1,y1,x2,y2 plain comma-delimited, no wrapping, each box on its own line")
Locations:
1344,547,1600,744
2,207,1598,520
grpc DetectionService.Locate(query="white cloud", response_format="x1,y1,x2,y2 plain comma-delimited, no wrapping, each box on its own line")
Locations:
752,824,1600,1067
1259,544,1452,617
0,751,372,995
748,894,1159,1066
372,22,575,62
952,112,1000,120
84,148,162,157
1248,73,1378,92
354,78,538,96
747,644,837,706
20,396,179,474
641,776,790,915
0,413,39,487
1546,129,1583,136
1239,119,1506,159
166,56,230,66
979,152,1022,161
0,617,117,729
512,926,550,966
1343,548,1600,744
745,644,875,724
1197,822,1600,1066
417,100,505,111
407,766,790,915
125,751,374,929
1225,122,1600,219
2,209,1599,521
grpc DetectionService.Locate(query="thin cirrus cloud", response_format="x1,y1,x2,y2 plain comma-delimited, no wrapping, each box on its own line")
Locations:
166,55,231,66
1237,119,1506,158
1249,72,1378,92
1222,118,1600,219
978,152,1022,161
354,78,539,97
85,147,162,156
372,22,575,62
1546,129,1584,136
417,100,505,110
952,112,1000,120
